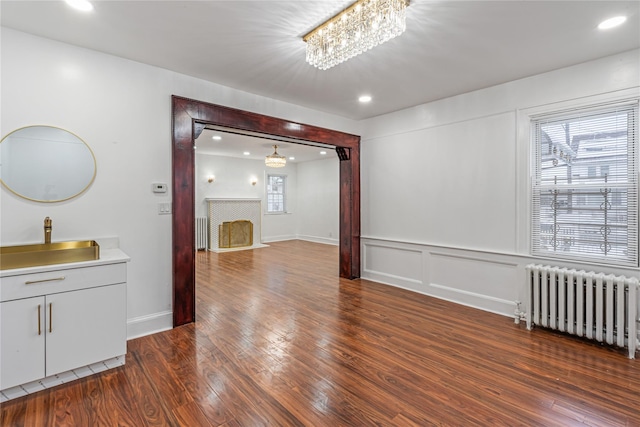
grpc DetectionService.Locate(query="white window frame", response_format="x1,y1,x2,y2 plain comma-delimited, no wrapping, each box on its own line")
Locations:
529,99,639,267
266,174,287,214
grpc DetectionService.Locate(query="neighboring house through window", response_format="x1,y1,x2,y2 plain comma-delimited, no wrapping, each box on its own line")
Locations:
531,101,638,267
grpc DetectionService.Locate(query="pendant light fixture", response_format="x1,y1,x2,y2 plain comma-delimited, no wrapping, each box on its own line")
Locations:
265,145,286,168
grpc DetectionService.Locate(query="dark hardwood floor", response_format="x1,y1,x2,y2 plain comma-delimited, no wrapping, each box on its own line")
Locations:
2,240,640,426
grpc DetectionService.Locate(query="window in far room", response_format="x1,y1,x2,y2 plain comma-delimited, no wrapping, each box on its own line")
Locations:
266,174,287,214
531,101,638,267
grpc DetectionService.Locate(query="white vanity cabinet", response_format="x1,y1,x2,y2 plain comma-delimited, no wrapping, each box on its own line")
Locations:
0,252,128,395
44,283,126,378
0,296,46,388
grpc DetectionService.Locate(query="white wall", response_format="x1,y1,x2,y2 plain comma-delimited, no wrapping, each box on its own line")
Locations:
195,155,265,214
3,26,638,341
0,28,359,338
195,153,339,244
296,158,340,245
195,153,299,242
360,49,640,318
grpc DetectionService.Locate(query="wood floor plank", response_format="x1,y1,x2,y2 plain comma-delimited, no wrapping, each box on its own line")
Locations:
22,391,52,427
124,341,180,426
173,400,215,427
2,240,640,426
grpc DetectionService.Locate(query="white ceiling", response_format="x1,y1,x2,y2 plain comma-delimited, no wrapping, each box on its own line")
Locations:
2,0,638,123
196,128,337,163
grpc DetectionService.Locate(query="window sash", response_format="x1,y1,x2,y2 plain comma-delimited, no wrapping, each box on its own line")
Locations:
531,102,638,267
266,175,286,213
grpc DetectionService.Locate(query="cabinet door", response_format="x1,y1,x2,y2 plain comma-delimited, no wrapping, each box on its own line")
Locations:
0,297,45,390
46,283,126,376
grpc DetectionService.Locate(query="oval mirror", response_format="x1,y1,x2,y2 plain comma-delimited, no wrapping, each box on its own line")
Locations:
0,126,96,202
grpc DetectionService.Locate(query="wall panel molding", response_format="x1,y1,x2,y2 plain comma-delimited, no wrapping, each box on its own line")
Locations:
363,236,639,319
427,283,516,317
362,238,525,318
429,251,519,268
363,242,424,288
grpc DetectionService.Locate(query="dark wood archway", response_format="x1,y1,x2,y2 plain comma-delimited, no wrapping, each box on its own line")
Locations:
172,95,361,326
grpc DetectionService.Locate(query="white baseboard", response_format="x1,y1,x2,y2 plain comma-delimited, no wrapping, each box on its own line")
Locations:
361,270,515,319
127,310,173,340
209,243,269,253
361,269,424,290
297,235,339,246
263,235,338,246
262,234,297,243
427,282,516,318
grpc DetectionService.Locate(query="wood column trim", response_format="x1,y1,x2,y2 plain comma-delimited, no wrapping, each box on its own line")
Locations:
171,95,361,326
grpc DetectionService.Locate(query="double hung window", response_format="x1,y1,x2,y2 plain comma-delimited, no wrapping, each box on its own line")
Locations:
531,102,638,266
266,174,286,214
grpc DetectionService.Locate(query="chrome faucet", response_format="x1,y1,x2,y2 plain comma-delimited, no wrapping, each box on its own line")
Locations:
44,217,52,244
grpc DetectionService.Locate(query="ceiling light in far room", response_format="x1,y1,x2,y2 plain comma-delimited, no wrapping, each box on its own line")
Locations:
289,157,295,161
598,16,627,30
320,151,327,156
65,0,94,12
303,0,410,70
243,151,251,156
359,95,372,103
212,135,222,141
265,145,286,168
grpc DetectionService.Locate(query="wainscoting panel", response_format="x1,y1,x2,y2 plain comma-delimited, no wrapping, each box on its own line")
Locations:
429,252,518,315
363,242,423,288
362,238,521,317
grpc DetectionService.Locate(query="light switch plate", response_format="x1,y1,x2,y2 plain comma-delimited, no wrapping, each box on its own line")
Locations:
158,202,172,215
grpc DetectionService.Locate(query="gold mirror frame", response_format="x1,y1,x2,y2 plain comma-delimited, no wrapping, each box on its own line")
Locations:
0,125,97,203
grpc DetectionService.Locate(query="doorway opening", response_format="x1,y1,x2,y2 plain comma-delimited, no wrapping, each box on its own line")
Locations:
172,96,361,326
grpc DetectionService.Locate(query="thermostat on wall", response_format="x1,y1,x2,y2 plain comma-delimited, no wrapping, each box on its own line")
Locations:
152,183,167,193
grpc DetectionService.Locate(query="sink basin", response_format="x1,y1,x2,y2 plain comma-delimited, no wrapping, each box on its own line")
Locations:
0,240,100,270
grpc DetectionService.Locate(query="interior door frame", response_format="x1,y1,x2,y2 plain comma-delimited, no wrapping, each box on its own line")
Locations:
171,95,361,326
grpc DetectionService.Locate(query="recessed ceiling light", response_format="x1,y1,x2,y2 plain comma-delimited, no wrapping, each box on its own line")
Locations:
598,16,627,30
289,156,295,160
243,151,250,156
320,151,327,155
212,135,222,141
359,95,372,103
65,0,94,12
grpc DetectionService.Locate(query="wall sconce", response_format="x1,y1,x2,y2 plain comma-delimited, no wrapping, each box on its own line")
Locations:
207,175,215,183
250,178,257,186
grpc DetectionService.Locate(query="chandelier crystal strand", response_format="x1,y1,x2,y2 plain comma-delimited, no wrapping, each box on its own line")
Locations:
265,145,286,168
304,0,408,70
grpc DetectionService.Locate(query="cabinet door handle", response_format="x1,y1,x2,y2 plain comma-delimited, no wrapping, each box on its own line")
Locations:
25,276,65,285
37,304,42,336
49,303,53,333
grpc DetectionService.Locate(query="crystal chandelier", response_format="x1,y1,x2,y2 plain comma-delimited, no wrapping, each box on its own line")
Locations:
265,145,286,168
303,0,409,70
